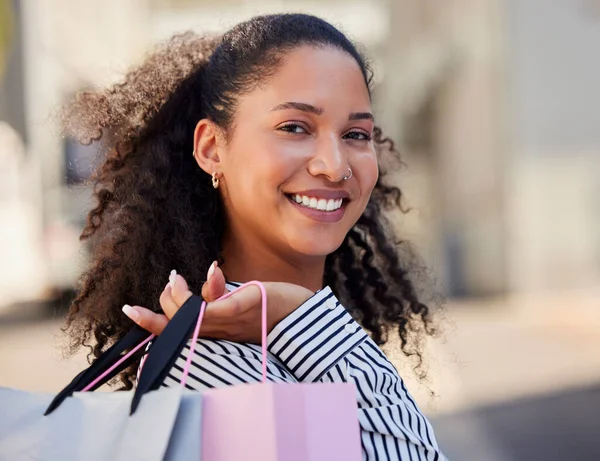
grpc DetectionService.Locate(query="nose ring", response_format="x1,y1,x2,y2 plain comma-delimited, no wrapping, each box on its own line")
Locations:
342,167,353,181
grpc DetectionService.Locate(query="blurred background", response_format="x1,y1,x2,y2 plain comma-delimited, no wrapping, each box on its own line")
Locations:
0,0,599,459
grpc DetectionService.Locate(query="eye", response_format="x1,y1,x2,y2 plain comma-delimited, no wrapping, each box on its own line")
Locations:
277,122,308,134
343,130,372,141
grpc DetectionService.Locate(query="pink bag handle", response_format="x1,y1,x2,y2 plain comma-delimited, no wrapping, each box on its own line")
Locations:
181,281,268,386
81,333,155,392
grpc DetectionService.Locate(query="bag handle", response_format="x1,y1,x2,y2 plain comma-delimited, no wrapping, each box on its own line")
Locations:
47,281,268,416
181,281,268,387
80,333,155,392
44,325,153,415
46,294,206,416
132,281,268,414
131,293,205,413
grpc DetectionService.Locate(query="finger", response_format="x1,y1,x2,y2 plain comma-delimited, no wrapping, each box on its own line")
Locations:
122,304,168,336
201,261,227,302
204,283,261,319
159,285,180,320
168,272,194,308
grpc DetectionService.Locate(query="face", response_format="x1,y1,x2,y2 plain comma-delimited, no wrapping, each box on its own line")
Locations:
217,46,378,259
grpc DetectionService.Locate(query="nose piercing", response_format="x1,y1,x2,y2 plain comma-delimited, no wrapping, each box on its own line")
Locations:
342,167,353,181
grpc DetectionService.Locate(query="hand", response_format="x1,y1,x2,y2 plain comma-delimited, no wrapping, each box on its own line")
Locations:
122,263,314,344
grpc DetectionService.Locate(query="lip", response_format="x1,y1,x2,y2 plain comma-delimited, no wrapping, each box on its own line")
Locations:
286,189,350,200
286,194,347,223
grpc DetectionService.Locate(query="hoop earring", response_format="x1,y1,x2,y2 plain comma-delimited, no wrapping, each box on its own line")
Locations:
212,172,220,189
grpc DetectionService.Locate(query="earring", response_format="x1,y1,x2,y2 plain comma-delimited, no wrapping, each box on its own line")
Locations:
212,172,220,189
342,167,353,181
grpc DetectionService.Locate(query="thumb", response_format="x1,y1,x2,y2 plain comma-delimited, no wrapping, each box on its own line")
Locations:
201,261,227,302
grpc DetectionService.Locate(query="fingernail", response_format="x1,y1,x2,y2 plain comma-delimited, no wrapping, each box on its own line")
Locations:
122,304,139,322
207,261,217,281
169,269,177,289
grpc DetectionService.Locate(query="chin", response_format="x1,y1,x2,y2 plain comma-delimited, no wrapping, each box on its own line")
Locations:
289,235,345,258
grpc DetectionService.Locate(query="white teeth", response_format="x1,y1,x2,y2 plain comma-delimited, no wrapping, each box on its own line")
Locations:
328,199,341,211
289,194,344,212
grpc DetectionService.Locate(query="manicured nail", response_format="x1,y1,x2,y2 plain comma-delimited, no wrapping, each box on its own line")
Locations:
169,269,177,289
207,261,217,281
122,304,139,322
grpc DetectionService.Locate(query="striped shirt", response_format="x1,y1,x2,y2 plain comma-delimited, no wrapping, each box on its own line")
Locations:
159,282,447,460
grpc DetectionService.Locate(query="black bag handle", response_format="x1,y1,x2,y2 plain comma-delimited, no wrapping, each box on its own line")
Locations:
45,294,204,416
44,325,150,415
131,294,203,414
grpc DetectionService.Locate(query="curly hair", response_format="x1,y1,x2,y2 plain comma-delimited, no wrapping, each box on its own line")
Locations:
62,13,439,389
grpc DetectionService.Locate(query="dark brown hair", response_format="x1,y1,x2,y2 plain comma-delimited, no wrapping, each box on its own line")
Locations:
63,13,438,389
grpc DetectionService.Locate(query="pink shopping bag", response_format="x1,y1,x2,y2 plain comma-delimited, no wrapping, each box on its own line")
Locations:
201,381,361,460
183,281,363,461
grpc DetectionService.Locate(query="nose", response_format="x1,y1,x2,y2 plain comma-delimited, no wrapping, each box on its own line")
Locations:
307,132,349,183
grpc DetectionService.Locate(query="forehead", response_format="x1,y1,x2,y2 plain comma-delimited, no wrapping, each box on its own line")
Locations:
237,45,371,113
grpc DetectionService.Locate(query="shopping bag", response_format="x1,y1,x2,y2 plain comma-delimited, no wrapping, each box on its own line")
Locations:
117,390,203,461
0,386,190,461
1,281,363,461
134,281,362,461
202,381,362,460
0,296,207,461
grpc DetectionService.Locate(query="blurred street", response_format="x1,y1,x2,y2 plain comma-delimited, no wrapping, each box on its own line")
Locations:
1,290,599,460
433,384,600,461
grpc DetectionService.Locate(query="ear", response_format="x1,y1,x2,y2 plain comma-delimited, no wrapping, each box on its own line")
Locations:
193,119,223,176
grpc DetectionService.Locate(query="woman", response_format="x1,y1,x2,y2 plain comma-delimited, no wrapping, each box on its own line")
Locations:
64,13,446,460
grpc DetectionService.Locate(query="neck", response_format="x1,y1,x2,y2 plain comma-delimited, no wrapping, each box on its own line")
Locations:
220,228,325,293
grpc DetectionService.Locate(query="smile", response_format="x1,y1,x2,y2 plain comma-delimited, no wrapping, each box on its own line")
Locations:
290,194,344,212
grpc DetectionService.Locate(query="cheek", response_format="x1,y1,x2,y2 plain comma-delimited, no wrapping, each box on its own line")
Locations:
252,142,305,188
355,151,379,197
227,134,304,199
241,128,313,176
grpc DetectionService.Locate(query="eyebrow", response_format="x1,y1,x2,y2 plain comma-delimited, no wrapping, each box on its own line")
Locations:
348,112,374,122
271,101,374,122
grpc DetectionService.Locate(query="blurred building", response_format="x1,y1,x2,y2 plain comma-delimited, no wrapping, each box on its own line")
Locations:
382,0,600,298
0,0,598,306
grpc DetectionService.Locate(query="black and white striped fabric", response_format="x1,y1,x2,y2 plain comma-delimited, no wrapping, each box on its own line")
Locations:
160,282,447,460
